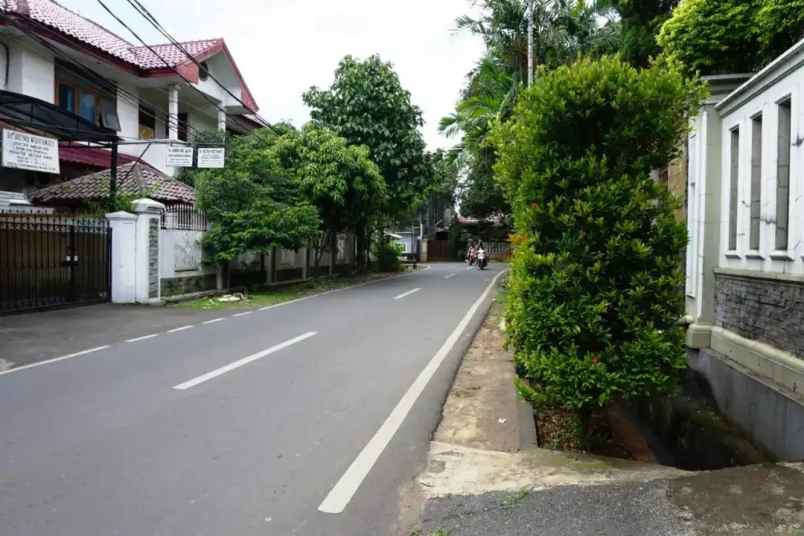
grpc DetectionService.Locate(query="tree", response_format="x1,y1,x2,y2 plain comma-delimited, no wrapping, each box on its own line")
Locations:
443,1,603,221
303,55,428,222
756,0,804,60
595,0,680,67
657,0,763,75
657,0,804,76
494,56,705,413
286,124,386,270
195,128,320,267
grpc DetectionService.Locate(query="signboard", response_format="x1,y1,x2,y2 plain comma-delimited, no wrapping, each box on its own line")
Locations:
166,146,193,167
2,129,60,174
197,147,225,169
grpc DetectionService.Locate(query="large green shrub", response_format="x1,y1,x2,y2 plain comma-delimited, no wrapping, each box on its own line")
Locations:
658,0,804,76
494,57,704,412
373,240,403,273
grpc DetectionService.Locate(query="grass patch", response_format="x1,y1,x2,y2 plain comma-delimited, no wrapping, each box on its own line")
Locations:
174,272,400,311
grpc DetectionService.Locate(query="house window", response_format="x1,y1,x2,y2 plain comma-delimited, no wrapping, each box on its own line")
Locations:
776,98,792,251
57,83,76,113
749,115,763,251
79,93,97,124
728,128,740,251
54,61,116,128
139,104,156,140
178,112,189,142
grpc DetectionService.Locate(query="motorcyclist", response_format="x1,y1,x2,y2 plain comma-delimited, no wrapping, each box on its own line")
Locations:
466,241,477,265
477,243,488,270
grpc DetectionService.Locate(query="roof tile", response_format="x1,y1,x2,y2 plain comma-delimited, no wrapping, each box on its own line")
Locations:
31,161,196,205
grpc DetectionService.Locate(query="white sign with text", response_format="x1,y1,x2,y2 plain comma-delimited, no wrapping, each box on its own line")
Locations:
166,146,194,167
2,129,60,174
197,147,225,168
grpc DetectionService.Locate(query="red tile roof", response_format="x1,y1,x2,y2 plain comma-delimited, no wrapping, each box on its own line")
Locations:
59,144,137,168
31,161,196,205
4,0,258,111
129,39,223,70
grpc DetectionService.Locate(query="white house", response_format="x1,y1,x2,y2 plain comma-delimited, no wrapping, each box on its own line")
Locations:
684,39,804,460
0,0,263,195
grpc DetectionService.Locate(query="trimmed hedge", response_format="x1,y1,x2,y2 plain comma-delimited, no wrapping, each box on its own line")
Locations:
494,57,704,412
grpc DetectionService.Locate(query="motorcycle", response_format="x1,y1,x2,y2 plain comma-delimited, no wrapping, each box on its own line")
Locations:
477,249,488,270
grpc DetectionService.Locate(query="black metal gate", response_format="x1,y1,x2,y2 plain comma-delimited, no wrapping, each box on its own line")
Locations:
0,213,111,313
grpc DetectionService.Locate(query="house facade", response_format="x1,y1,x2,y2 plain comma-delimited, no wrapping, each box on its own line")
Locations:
0,0,262,195
684,40,804,460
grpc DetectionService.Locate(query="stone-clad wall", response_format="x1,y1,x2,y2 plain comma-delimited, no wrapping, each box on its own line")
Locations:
714,271,804,358
161,274,217,298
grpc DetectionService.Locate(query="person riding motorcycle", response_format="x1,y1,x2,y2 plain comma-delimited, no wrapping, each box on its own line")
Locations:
476,243,488,270
466,241,477,265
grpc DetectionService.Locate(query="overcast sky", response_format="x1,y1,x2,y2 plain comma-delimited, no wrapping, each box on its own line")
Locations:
65,0,485,149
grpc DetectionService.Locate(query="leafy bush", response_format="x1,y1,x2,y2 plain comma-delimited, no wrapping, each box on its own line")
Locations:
658,0,804,76
373,240,403,273
494,57,704,413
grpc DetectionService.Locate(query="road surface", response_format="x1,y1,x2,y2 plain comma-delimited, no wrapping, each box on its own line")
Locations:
0,263,504,535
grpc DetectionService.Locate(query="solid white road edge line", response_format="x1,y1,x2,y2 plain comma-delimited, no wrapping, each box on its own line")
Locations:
126,334,159,343
233,311,253,317
0,345,111,377
393,288,422,300
202,318,225,325
172,331,318,390
256,265,434,313
167,325,194,333
318,269,507,514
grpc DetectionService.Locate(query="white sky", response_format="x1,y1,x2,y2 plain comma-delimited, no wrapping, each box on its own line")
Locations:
64,0,485,149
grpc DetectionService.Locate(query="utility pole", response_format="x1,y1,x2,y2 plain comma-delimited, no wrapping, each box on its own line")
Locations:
527,0,534,87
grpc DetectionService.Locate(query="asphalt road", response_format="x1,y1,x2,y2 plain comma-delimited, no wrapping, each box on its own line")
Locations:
0,263,504,536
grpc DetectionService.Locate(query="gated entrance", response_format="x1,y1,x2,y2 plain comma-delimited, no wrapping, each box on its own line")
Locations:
0,213,111,313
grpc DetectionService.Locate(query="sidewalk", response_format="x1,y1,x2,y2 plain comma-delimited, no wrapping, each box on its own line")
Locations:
405,296,804,536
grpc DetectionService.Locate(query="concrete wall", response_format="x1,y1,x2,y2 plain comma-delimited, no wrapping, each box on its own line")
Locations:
689,348,804,461
681,53,804,461
159,229,210,278
116,83,140,140
5,39,54,103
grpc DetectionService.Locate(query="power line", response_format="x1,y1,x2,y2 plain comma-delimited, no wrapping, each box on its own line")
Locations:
95,0,267,135
0,7,249,144
124,0,272,128
0,12,201,139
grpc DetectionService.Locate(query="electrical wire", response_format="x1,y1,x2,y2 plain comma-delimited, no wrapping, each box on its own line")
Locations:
124,0,272,128
96,0,265,134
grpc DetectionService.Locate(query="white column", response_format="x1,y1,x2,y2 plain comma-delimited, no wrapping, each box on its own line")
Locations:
132,198,166,304
106,211,137,303
168,84,179,140
217,108,227,132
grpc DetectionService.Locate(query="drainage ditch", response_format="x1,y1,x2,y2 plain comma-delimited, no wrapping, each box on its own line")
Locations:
534,368,776,471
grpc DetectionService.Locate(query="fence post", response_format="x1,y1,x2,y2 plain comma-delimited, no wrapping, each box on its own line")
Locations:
106,211,137,303
132,198,165,304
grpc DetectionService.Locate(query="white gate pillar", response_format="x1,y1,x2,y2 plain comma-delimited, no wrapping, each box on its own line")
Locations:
106,211,137,303
132,198,165,303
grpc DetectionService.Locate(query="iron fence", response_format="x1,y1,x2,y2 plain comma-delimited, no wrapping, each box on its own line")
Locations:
0,213,111,313
161,205,208,231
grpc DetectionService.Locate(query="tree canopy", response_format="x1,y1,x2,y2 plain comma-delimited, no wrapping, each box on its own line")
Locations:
303,55,428,223
193,128,314,265
658,0,804,76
